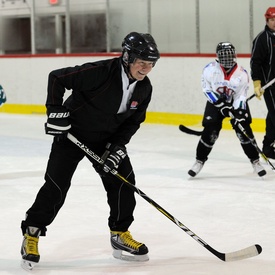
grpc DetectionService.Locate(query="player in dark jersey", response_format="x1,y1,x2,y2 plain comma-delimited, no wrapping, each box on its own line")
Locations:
251,7,275,159
20,32,160,270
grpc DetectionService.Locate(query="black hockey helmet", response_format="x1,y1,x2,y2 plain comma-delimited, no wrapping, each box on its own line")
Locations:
122,32,160,66
216,42,236,69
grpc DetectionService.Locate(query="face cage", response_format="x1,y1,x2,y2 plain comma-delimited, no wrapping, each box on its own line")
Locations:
217,49,236,68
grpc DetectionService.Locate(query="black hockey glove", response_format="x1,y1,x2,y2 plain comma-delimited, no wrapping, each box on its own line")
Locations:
214,98,232,117
231,108,249,130
101,143,127,174
45,106,71,139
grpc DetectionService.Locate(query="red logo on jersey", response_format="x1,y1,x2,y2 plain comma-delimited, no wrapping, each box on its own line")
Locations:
130,101,138,109
216,86,234,97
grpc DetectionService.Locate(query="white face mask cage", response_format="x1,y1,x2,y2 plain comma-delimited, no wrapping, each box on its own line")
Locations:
217,48,236,68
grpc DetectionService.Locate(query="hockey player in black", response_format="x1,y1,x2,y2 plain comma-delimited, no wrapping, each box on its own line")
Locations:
251,7,275,159
20,32,160,270
188,42,266,178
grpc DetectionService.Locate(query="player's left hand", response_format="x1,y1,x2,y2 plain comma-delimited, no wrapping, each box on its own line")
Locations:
231,108,249,129
101,143,127,174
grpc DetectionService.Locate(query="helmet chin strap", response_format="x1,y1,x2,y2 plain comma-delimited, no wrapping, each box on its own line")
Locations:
122,59,137,81
128,69,137,83
126,66,135,79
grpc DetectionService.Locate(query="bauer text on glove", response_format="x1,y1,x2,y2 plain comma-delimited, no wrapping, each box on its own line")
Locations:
102,143,127,173
45,106,71,136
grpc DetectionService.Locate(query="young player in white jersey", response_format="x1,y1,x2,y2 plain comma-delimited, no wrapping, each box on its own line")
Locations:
188,42,266,178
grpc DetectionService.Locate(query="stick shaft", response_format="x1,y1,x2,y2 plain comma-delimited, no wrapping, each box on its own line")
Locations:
247,77,275,101
67,132,262,261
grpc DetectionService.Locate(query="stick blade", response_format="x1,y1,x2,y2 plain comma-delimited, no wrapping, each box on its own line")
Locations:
178,125,202,136
224,244,262,262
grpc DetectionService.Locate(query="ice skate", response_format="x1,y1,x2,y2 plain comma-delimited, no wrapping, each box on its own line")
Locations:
188,160,204,177
251,159,266,177
110,230,149,261
21,226,41,270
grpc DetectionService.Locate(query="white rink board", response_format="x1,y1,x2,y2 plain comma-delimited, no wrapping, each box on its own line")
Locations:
0,55,268,118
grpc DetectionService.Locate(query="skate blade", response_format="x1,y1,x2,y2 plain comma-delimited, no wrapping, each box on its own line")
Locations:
112,249,149,262
21,259,36,271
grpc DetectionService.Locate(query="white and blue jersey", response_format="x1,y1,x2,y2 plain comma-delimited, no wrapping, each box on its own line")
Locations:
201,61,249,110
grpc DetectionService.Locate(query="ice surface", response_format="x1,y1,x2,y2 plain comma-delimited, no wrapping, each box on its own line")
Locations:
1,113,275,274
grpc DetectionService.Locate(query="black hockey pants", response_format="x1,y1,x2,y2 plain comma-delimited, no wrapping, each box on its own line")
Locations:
196,102,259,162
21,137,136,236
263,87,275,147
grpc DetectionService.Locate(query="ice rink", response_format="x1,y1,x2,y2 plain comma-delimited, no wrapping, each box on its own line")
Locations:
1,113,275,275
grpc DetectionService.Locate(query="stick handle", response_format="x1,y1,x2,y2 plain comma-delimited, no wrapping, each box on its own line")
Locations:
261,77,275,90
67,132,263,261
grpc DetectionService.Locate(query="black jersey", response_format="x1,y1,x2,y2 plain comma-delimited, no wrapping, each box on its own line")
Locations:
46,57,152,145
251,25,275,86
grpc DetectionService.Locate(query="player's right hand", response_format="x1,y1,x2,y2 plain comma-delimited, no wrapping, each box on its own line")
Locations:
253,80,263,100
45,106,71,138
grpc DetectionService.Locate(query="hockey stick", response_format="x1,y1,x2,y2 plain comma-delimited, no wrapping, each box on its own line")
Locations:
179,124,202,136
67,132,262,262
179,77,275,136
179,117,275,170
228,112,275,171
246,77,275,102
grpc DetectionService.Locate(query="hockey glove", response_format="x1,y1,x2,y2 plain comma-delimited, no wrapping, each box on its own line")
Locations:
253,80,263,100
45,106,71,138
214,98,232,117
0,85,7,107
231,108,249,130
101,143,127,174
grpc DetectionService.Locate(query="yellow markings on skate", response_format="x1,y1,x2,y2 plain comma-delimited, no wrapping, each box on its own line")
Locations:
24,235,39,255
120,231,143,249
